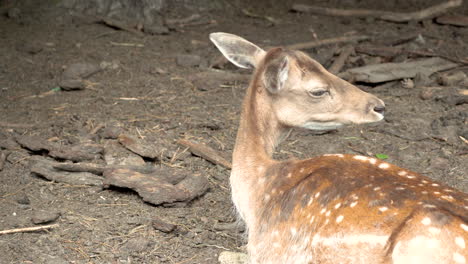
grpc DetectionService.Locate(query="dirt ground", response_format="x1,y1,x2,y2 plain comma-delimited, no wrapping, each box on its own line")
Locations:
0,0,467,263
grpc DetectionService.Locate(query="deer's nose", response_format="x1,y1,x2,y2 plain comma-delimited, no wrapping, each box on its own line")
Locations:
373,105,385,115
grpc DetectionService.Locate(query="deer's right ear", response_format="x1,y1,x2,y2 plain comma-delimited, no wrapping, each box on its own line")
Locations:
209,32,266,69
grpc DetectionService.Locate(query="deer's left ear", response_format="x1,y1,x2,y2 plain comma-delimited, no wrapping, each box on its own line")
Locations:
209,32,266,69
263,56,289,94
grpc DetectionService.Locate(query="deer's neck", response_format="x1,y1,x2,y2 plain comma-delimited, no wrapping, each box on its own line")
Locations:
231,82,286,222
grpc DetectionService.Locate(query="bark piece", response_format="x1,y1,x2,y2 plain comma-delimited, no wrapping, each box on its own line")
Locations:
52,162,156,175
436,14,468,26
328,45,354,74
339,57,458,83
103,168,208,205
104,140,146,166
15,135,53,152
177,139,231,169
31,210,60,225
152,217,177,233
118,134,160,159
291,0,462,23
31,159,103,186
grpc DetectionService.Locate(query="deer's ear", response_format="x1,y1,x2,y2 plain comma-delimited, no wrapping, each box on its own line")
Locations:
263,56,289,94
209,32,266,69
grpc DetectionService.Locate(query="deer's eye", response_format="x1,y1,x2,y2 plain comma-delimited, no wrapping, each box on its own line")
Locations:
308,89,329,97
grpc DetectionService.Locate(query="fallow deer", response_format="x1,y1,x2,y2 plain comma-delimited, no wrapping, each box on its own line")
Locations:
209,32,468,264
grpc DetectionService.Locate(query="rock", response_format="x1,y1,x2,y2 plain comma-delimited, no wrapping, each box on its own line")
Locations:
121,237,151,253
143,24,170,35
7,8,21,19
62,63,101,80
218,251,248,264
16,194,30,205
31,210,60,224
176,54,202,67
152,217,177,233
0,138,20,150
101,125,124,139
59,79,86,90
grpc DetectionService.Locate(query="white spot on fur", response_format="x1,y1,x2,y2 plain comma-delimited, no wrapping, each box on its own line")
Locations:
421,217,431,225
369,158,377,164
291,227,297,236
320,208,326,214
325,210,331,217
441,195,454,201
423,204,437,208
350,201,358,207
398,171,407,176
406,175,416,179
373,187,381,191
396,187,405,190
353,155,369,161
264,194,271,201
299,168,305,173
378,163,390,169
421,191,428,195
307,197,314,206
286,172,292,178
428,227,441,235
379,207,388,212
455,237,466,249
421,180,429,184
310,215,315,224
434,191,441,195
432,183,440,187
334,203,341,209
462,224,468,232
324,154,344,158
336,215,344,223
453,252,466,264
315,192,320,198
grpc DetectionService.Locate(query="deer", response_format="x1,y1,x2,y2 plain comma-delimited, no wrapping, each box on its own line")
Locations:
209,32,468,264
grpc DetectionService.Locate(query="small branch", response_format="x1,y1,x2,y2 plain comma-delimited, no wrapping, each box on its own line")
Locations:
292,0,462,23
0,151,6,171
0,224,59,235
328,45,354,74
355,45,468,65
285,35,370,50
177,139,232,169
0,122,36,128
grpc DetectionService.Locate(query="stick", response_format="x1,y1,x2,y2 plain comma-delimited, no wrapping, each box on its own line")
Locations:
338,57,458,83
355,45,468,65
328,45,354,74
0,151,6,171
291,0,462,23
0,122,35,128
285,35,370,50
0,224,59,235
177,139,232,169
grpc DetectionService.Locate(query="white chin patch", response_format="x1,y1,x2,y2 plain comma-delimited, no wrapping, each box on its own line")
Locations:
302,122,343,131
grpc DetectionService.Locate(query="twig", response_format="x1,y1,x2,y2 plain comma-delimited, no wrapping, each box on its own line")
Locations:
0,122,36,128
98,16,143,36
355,45,468,65
165,14,201,26
0,224,59,235
291,0,463,23
110,42,144,48
177,139,232,169
285,35,370,50
0,151,6,171
328,45,354,74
